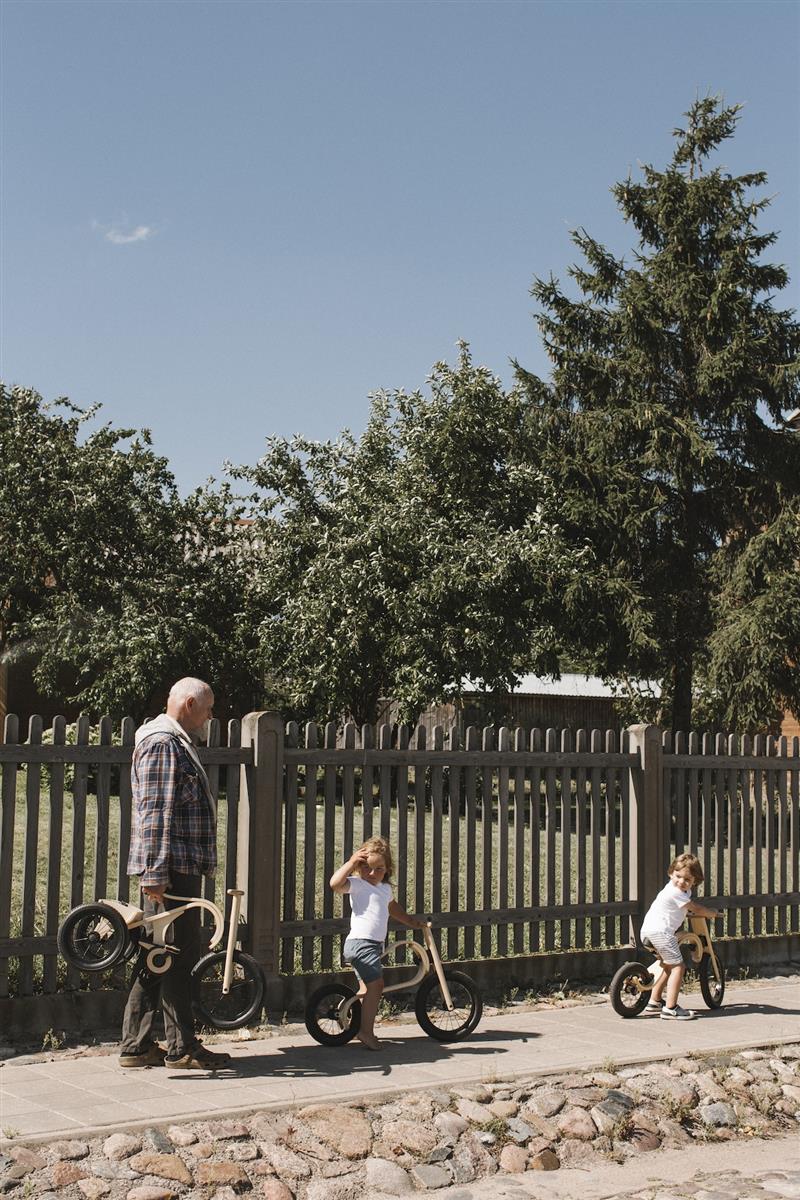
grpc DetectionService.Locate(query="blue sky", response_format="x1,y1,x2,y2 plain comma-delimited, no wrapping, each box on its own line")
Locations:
2,0,798,493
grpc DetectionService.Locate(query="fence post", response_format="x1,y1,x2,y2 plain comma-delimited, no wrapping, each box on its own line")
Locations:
238,710,284,1010
627,723,665,940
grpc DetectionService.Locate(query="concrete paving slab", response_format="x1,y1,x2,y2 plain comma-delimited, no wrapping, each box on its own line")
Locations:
0,980,797,1142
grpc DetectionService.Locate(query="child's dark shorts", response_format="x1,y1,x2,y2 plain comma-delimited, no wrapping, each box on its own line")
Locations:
343,937,384,984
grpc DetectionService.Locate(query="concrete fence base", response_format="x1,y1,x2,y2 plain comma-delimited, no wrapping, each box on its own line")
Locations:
2,933,797,1043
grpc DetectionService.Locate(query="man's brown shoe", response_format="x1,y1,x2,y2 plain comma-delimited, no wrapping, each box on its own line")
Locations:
165,1044,232,1070
119,1042,167,1068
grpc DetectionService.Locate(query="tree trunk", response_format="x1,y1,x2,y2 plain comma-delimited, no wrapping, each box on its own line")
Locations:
671,657,693,734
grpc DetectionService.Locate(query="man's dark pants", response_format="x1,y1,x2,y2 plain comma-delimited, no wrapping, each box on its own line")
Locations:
120,872,203,1059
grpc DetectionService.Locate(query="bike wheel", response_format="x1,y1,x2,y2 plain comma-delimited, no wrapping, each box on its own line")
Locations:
699,953,725,1009
57,903,129,972
305,983,361,1046
191,950,265,1030
609,961,652,1017
414,970,482,1042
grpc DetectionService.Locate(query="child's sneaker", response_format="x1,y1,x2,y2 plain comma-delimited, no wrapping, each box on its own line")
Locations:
660,1004,696,1021
642,999,664,1016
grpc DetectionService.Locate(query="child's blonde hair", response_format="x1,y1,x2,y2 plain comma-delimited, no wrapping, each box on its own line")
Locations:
670,853,703,884
356,836,394,881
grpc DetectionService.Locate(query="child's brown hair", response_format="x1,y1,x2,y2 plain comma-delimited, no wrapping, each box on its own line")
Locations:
356,836,394,882
670,852,703,884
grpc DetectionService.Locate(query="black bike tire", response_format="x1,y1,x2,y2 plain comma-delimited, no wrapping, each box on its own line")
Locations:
57,903,129,973
414,969,483,1042
609,961,652,1017
191,949,265,1030
698,953,726,1009
305,983,361,1046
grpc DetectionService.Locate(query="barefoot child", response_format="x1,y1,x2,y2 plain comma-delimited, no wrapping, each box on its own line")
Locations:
330,836,426,1050
640,853,721,1021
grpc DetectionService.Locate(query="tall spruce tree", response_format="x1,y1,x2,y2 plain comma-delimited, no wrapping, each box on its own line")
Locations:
517,97,800,732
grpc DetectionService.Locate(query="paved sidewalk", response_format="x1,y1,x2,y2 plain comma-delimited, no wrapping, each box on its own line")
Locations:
1,980,798,1143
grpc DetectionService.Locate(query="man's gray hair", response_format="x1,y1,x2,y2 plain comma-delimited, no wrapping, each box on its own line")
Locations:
168,677,213,705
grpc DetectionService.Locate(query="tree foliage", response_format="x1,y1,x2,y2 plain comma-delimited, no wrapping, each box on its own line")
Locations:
517,96,800,732
0,385,259,719
231,346,575,724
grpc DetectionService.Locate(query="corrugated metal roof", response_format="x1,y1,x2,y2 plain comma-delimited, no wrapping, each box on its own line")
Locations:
464,672,661,699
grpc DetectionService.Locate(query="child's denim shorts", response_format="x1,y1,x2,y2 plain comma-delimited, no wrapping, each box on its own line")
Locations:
343,937,384,983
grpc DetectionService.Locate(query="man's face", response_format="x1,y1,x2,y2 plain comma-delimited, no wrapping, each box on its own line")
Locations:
184,690,215,735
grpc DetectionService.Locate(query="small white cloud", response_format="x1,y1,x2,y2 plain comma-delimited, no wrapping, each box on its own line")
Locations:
106,224,154,245
92,218,156,245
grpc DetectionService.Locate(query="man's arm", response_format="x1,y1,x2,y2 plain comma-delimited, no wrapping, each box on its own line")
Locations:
134,738,181,895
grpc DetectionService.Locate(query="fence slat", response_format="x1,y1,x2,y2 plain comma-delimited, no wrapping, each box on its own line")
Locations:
544,728,557,952
480,726,494,958
559,728,573,950
20,717,43,996
116,717,135,904
513,727,526,954
590,729,602,948
430,726,444,953
301,721,318,971
529,728,542,953
739,734,751,938
0,716,20,999
447,726,461,961
321,722,337,969
765,735,776,936
791,738,799,935
496,728,510,956
412,724,426,937
464,726,478,960
574,729,587,949
604,729,617,946
43,716,66,993
66,716,90,990
396,725,410,924
282,721,299,974
726,734,738,938
777,738,788,936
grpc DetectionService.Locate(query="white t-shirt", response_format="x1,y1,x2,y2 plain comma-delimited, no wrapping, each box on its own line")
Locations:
641,880,692,937
346,876,392,942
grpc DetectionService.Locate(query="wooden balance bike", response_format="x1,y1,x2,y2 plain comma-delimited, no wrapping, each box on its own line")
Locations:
305,923,482,1045
57,889,264,1030
609,915,726,1017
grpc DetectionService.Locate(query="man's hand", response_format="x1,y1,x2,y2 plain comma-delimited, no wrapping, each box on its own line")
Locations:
143,884,167,901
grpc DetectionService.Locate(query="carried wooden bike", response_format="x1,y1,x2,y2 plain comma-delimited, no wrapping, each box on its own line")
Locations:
57,888,264,1030
305,923,482,1045
609,915,726,1017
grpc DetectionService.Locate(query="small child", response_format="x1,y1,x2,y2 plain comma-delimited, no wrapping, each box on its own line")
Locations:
330,836,426,1050
640,853,720,1021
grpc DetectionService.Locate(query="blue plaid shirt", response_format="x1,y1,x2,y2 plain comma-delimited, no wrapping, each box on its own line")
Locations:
127,733,217,886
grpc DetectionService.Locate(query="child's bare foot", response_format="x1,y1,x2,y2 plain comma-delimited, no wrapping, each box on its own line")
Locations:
356,1032,382,1050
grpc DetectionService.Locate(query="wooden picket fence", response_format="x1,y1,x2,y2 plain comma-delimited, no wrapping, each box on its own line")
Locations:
0,711,798,1030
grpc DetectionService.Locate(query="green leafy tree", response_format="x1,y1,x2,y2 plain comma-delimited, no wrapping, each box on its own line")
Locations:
517,97,800,731
232,345,574,724
1,385,259,719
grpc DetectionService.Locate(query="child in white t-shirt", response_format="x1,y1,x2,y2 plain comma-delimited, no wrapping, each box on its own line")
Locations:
640,853,720,1021
330,836,425,1050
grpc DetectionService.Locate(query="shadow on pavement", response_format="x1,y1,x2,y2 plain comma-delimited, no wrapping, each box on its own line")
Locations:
163,1026,539,1081
701,1001,800,1017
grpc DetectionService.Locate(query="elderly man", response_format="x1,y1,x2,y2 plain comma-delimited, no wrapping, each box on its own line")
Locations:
119,677,231,1070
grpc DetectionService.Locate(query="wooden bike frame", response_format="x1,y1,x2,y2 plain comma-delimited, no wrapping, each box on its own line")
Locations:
646,915,722,990
98,888,243,992
338,923,453,1023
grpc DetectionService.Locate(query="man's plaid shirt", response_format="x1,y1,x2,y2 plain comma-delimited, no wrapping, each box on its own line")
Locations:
127,733,217,886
